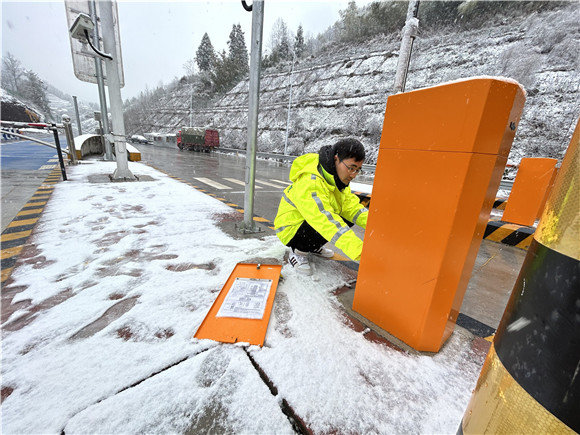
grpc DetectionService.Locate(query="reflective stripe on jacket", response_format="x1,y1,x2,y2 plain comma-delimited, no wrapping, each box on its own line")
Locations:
274,153,368,261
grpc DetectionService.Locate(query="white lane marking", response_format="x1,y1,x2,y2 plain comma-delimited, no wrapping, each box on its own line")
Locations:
255,179,286,188
194,177,232,190
224,178,262,189
39,165,57,170
230,190,282,194
269,179,291,186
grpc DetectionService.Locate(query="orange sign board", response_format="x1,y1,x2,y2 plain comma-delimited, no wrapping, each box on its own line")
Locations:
194,263,282,346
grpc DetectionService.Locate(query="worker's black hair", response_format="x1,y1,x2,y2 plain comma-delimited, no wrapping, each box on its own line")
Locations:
332,138,365,162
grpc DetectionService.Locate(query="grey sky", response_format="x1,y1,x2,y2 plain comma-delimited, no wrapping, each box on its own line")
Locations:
2,0,365,104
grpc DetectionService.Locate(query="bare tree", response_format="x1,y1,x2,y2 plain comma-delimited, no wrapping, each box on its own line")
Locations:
2,52,23,94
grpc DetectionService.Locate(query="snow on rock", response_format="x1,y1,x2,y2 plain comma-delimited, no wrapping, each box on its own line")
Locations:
130,3,579,165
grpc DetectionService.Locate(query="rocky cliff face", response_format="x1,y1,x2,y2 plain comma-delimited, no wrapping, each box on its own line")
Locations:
136,3,579,165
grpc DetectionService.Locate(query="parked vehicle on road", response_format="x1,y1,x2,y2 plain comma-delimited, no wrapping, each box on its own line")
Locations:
177,127,219,152
130,134,149,144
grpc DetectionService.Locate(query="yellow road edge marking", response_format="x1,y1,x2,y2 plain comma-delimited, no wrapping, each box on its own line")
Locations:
1,267,14,283
1,230,32,242
7,218,39,228
17,208,44,216
331,252,350,261
1,246,23,259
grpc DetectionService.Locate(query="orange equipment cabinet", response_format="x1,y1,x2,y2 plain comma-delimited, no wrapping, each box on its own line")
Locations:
352,78,526,352
501,157,558,226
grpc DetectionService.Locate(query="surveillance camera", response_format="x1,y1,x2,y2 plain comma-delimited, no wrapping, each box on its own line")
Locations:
70,13,94,41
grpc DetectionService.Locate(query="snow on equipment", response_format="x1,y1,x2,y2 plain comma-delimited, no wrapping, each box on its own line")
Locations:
194,263,281,346
177,127,219,152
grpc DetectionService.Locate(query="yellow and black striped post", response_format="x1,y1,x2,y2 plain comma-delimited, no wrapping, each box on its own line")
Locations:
458,118,579,434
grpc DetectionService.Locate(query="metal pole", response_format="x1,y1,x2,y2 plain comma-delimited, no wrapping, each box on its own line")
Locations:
100,0,134,180
239,0,264,234
72,96,83,136
393,0,420,94
62,115,78,165
51,124,68,181
90,0,113,161
284,48,297,156
190,84,193,127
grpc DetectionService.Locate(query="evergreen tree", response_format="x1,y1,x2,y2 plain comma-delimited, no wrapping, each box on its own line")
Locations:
340,1,361,42
211,50,238,94
294,25,305,59
227,24,249,82
196,33,216,73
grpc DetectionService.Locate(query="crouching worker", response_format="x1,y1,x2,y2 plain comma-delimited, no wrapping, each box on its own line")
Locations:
274,138,368,274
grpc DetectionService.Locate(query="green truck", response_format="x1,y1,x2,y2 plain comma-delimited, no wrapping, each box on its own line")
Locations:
176,127,219,152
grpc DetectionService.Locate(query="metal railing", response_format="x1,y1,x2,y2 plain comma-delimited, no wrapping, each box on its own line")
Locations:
1,120,78,180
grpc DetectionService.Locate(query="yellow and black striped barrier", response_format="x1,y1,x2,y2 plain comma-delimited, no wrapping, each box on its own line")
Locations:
458,118,579,434
492,197,508,210
1,168,61,285
483,220,534,250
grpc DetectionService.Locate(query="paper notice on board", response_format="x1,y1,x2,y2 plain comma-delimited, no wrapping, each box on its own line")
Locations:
216,278,272,319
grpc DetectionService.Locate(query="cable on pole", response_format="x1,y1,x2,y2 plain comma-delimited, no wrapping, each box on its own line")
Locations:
242,1,252,12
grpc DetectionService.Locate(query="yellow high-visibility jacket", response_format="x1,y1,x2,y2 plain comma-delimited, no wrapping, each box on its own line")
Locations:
274,153,368,261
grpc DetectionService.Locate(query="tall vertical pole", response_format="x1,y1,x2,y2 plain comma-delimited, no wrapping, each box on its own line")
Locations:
393,0,420,94
99,0,134,180
284,48,297,156
190,84,194,127
72,96,83,136
90,0,113,160
240,0,264,233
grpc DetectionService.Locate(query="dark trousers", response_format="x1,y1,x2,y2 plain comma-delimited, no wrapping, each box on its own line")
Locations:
287,219,353,253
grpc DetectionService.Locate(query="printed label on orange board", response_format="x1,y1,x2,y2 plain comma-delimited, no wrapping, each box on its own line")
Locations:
216,278,272,319
194,263,282,346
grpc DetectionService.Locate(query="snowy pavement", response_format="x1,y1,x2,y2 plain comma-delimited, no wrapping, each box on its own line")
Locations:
1,161,487,434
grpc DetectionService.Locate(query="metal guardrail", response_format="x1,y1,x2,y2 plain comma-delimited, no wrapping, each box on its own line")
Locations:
217,147,514,192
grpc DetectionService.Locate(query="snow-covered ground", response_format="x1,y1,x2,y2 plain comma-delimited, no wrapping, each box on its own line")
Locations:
2,161,486,433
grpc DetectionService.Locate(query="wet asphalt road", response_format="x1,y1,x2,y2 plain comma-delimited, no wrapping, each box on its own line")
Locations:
137,144,292,223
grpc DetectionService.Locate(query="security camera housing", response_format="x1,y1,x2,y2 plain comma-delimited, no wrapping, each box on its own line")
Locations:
70,13,94,41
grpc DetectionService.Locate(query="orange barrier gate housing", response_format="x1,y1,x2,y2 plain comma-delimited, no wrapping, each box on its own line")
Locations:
501,157,558,226
352,78,526,352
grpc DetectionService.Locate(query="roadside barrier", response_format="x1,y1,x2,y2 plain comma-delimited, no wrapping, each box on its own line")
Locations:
458,117,579,434
353,78,526,352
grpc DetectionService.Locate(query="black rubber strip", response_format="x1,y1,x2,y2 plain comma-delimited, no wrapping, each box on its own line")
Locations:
456,313,495,338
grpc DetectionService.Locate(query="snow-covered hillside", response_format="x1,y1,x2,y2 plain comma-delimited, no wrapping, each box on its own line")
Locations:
47,94,99,136
127,2,579,165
